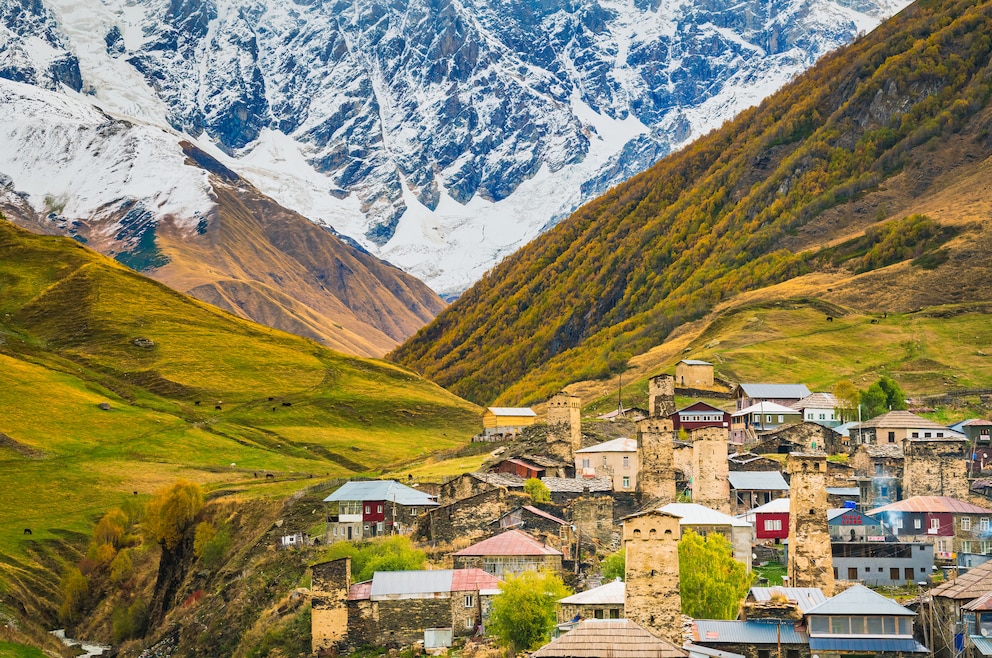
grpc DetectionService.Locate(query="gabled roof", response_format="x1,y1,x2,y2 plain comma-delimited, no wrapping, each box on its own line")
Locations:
660,503,753,528
542,476,613,493
366,568,501,598
453,529,562,557
693,620,807,644
827,508,880,523
558,579,625,605
741,497,791,515
575,437,637,453
930,560,992,600
790,392,839,410
324,480,438,506
868,496,992,516
727,471,789,491
534,619,687,657
499,457,546,471
681,359,713,366
486,406,537,417
733,401,802,417
675,401,728,415
450,568,503,592
736,383,811,399
855,410,962,433
749,587,827,613
520,505,568,526
806,584,915,616
963,590,992,611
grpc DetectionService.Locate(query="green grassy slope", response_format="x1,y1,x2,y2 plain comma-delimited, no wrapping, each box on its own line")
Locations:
391,0,992,405
0,218,480,562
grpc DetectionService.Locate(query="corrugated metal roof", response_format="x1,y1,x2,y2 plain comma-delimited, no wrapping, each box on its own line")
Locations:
370,570,453,597
450,568,502,592
324,480,438,506
676,402,727,414
733,401,802,417
694,620,806,644
963,590,992,611
453,529,562,557
971,636,992,656
575,437,637,453
826,487,860,497
727,471,789,491
806,584,915,616
737,383,811,399
685,645,745,658
931,561,992,599
749,587,827,613
558,579,625,605
501,457,544,471
520,505,567,525
348,580,372,600
808,637,928,653
661,503,753,528
543,476,613,493
534,619,687,657
868,496,992,515
486,407,537,417
740,497,791,517
681,359,712,366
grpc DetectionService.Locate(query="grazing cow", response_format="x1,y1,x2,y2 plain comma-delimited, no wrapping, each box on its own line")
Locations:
282,402,292,407
215,405,222,410
23,528,31,535
266,473,274,479
826,316,833,322
870,319,879,324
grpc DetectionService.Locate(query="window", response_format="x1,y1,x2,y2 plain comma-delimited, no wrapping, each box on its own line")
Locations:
961,540,971,553
962,517,972,531
982,540,992,554
778,415,784,423
914,518,922,529
850,617,865,634
938,539,950,552
766,415,773,422
464,595,475,608
365,505,371,514
810,617,829,634
582,458,590,469
888,431,896,443
867,617,883,634
981,518,990,531
848,567,858,579
603,456,608,467
937,432,944,437
890,567,900,581
622,476,630,488
377,504,383,513
819,413,826,420
623,456,630,469
883,617,896,634
930,518,940,531
924,432,932,438
465,618,475,630
594,609,604,619
894,517,903,529
911,432,919,438
609,609,620,619
831,617,850,634
899,618,911,635
764,519,782,531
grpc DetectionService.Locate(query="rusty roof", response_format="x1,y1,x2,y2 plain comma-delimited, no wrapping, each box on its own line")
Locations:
533,619,687,657
931,561,992,600
963,590,992,611
868,496,992,515
453,529,562,557
348,580,372,600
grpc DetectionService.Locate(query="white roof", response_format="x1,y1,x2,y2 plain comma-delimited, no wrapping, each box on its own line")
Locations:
486,407,537,417
680,359,712,366
660,502,753,528
733,401,801,417
727,471,789,491
575,437,637,453
740,497,791,516
558,579,625,605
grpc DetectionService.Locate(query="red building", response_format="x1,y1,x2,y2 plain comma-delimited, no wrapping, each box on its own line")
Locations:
742,497,790,541
494,458,545,479
670,401,732,432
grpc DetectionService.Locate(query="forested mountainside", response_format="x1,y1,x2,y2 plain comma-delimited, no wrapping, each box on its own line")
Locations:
392,0,992,405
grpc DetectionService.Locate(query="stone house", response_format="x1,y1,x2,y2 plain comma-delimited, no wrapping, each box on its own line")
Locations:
850,443,904,508
495,505,574,558
452,529,563,577
311,557,501,652
734,383,811,411
927,560,992,658
676,359,714,388
670,401,731,432
731,402,802,444
751,422,844,454
728,470,789,514
659,502,754,569
556,579,625,624
851,409,964,445
480,406,536,440
438,471,525,504
324,480,438,542
415,486,522,544
574,437,638,492
868,496,992,559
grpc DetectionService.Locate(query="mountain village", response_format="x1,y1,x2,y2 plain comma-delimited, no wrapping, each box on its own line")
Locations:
305,364,992,658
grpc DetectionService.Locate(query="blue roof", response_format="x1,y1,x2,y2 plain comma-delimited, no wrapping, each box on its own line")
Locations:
806,584,915,616
971,636,992,656
694,620,807,645
809,637,928,653
324,480,438,506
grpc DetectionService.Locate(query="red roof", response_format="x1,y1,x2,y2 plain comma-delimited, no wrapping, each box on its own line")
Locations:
451,568,502,591
963,590,992,611
349,581,372,600
868,496,992,515
453,529,562,557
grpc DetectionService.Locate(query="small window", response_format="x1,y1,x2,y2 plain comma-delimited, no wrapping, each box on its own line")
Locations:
850,617,865,634
810,617,828,634
924,432,932,438
911,432,919,438
594,608,605,619
622,476,630,488
930,518,940,531
962,517,972,531
981,518,990,531
867,617,883,634
937,432,944,437
883,617,896,634
623,456,630,469
377,505,383,513
888,431,896,443
582,458,590,469
464,594,475,608
831,617,850,634
819,413,825,420
603,456,608,467
365,505,371,514
914,519,922,529
778,415,784,423
898,618,911,635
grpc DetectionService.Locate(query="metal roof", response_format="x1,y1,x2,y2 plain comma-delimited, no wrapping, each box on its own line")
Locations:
681,359,712,366
534,619,687,658
826,487,860,497
453,529,562,557
323,480,438,506
450,568,502,592
676,401,728,414
971,637,992,656
558,579,625,605
739,497,791,517
749,587,828,613
660,503,753,528
685,645,745,658
931,560,992,600
827,508,881,523
808,637,928,653
806,584,915,617
519,505,568,525
963,590,992,611
727,471,789,491
486,407,537,417
854,410,963,432
789,392,839,410
868,496,992,516
736,383,811,399
694,620,807,644
370,570,453,597
575,437,637,453
348,580,372,600
733,401,802,417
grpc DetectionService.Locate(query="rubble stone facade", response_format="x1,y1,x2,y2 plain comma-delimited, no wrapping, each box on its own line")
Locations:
623,510,682,645
569,495,615,549
637,417,677,503
787,453,835,596
902,438,970,500
649,374,676,418
311,557,351,653
691,426,731,514
415,487,520,544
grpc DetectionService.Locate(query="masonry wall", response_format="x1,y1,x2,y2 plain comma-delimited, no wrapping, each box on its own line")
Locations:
691,427,731,514
902,438,969,499
623,511,681,645
637,417,676,503
370,597,453,648
417,487,517,544
649,375,676,418
311,558,351,653
452,553,561,577
569,495,615,549
546,393,583,461
787,453,834,595
439,473,495,505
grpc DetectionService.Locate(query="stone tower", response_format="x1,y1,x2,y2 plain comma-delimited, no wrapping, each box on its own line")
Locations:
623,510,682,644
649,374,676,418
637,418,677,503
690,426,730,513
787,453,835,596
902,437,969,500
311,557,351,652
546,392,582,460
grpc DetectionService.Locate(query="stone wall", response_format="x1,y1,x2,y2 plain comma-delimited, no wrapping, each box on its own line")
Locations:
787,453,834,596
569,495,615,550
416,487,519,544
623,510,682,645
439,473,495,505
902,438,969,499
546,392,582,462
311,557,351,653
637,418,677,503
373,598,453,648
649,375,676,418
452,553,562,578
691,427,730,514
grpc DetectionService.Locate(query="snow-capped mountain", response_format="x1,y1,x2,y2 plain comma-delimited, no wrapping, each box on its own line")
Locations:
1,0,908,295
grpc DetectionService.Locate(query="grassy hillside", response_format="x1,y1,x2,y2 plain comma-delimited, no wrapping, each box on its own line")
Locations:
0,217,478,584
391,0,992,405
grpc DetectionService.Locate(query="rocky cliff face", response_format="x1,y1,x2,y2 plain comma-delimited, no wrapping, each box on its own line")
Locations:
1,0,907,294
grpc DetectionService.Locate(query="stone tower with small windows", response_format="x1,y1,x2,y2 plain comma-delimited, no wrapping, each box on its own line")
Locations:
649,374,677,418
691,426,731,514
546,392,582,461
787,452,835,596
637,417,677,503
623,510,682,644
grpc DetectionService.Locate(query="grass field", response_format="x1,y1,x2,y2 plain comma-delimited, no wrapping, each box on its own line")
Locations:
0,641,47,658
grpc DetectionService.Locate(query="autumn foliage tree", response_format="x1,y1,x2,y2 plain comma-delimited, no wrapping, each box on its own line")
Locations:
144,480,204,550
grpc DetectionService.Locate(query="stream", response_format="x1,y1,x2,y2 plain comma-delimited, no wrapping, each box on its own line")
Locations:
50,629,110,657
